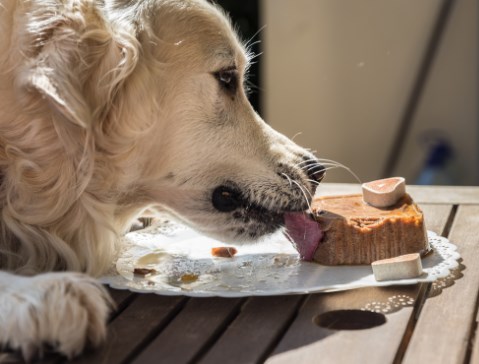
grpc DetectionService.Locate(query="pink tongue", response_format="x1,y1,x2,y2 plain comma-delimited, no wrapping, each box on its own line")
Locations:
284,212,323,261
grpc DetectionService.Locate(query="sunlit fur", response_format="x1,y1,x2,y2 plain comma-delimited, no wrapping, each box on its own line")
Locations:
0,0,319,359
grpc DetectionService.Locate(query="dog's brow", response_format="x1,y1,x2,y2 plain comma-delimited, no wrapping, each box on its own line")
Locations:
216,47,234,58
214,48,237,66
218,64,236,72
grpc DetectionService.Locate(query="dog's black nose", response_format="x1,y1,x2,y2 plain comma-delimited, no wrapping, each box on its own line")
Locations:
303,159,326,183
212,185,243,212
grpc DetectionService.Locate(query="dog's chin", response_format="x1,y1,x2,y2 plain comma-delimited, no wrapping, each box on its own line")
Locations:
198,214,282,244
195,204,301,244
227,206,285,241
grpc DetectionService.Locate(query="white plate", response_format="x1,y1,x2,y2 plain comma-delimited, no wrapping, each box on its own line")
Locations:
100,221,461,297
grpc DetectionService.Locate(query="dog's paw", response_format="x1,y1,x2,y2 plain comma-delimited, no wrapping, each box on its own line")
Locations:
0,272,113,361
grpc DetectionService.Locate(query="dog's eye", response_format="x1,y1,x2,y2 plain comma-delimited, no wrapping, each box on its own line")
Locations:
214,69,238,94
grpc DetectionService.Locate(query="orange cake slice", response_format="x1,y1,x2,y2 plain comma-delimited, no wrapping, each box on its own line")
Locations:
310,194,430,265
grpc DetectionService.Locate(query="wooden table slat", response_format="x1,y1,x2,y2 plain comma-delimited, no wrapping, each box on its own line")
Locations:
71,294,186,364
402,205,479,364
199,295,305,364
419,203,454,236
131,297,244,364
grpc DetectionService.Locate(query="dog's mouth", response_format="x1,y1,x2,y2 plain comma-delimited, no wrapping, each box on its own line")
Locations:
210,181,314,240
172,157,326,243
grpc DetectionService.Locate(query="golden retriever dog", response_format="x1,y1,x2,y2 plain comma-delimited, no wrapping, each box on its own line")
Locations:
0,0,324,360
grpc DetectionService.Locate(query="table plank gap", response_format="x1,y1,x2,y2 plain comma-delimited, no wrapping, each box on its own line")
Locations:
256,295,310,364
419,203,454,237
107,287,136,307
403,205,479,364
466,331,478,364
440,204,459,238
189,298,248,363
121,296,189,364
392,283,432,364
130,297,245,364
106,288,138,322
464,296,479,364
469,318,479,364
198,295,308,364
69,295,188,364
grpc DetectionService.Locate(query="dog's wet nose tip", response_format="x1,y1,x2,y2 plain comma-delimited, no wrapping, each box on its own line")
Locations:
212,185,242,212
303,159,326,183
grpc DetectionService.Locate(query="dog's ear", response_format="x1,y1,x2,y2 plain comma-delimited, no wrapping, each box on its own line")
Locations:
17,2,139,128
22,57,91,129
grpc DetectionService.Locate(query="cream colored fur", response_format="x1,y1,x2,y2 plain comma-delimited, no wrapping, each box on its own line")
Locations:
0,0,320,359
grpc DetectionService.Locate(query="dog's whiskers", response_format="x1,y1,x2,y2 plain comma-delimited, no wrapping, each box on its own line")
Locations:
290,179,312,212
282,172,313,210
243,25,266,50
282,229,297,249
306,178,321,186
295,158,318,167
291,132,302,141
247,50,263,63
244,79,262,92
246,40,262,49
281,173,293,188
296,158,362,184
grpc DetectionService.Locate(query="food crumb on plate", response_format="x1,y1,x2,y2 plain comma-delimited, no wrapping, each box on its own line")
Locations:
211,247,237,258
180,273,199,283
133,267,157,276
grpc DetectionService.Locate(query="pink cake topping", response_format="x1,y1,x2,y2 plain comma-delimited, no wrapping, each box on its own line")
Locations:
364,177,404,193
362,177,406,208
284,212,323,261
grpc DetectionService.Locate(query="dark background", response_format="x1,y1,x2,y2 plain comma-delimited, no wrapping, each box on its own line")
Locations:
216,0,262,114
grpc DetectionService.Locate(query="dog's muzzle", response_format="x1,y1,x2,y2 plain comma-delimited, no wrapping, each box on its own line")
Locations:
211,159,325,213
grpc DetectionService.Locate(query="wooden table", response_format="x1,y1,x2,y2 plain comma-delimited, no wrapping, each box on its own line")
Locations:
3,184,479,364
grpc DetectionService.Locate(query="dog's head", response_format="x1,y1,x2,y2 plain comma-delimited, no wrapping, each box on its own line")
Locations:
126,0,325,241
10,0,324,244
